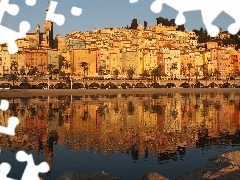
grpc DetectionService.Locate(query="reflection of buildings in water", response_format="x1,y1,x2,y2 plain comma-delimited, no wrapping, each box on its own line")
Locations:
1,93,240,176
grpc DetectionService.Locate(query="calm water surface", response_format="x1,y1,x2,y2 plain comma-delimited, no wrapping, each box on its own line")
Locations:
1,92,240,180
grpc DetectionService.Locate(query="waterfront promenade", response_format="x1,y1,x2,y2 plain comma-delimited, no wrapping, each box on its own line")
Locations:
0,88,239,98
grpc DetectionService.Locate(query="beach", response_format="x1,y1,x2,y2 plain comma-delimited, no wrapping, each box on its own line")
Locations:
0,88,239,97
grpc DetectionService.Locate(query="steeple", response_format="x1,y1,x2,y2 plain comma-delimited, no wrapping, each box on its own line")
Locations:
45,2,50,20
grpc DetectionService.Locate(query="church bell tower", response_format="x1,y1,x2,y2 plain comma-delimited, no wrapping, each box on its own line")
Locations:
44,3,54,48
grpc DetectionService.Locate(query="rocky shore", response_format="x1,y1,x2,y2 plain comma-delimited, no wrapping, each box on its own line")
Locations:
54,149,240,180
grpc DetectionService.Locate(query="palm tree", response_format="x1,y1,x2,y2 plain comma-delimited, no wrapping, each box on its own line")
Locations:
170,62,178,79
187,63,194,79
213,69,221,80
10,61,18,74
194,70,200,84
8,72,18,86
59,71,67,80
19,66,26,75
28,66,38,76
157,64,165,80
47,64,56,79
113,69,120,79
201,63,210,85
180,64,187,78
79,62,89,79
127,67,135,80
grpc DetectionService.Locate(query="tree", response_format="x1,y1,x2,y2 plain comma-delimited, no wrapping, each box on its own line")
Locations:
113,69,120,79
144,21,147,30
98,66,105,76
194,70,200,83
201,63,210,85
130,18,138,29
59,71,67,80
176,25,185,31
10,61,18,74
8,72,18,86
47,64,56,79
79,62,89,79
19,66,26,75
127,67,135,79
187,63,194,78
157,64,165,80
140,70,150,79
170,62,178,79
151,68,160,81
28,66,38,76
213,69,221,80
180,64,187,78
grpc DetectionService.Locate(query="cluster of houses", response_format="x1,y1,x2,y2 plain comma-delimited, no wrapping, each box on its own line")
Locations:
1,5,240,80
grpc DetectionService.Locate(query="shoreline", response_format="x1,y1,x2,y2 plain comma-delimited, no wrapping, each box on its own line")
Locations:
55,148,240,180
0,88,239,97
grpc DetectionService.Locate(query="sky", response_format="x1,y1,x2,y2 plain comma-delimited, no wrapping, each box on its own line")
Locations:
3,0,235,38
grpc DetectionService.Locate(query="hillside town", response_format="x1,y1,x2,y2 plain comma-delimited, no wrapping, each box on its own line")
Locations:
1,5,240,81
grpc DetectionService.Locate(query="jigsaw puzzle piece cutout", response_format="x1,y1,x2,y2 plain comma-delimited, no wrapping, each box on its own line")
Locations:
223,2,240,35
0,21,30,54
25,0,37,6
200,6,222,37
149,0,224,37
71,6,82,16
129,0,138,3
0,0,19,22
46,0,65,26
0,100,9,111
46,0,82,25
0,163,16,180
0,116,19,136
150,0,203,25
16,151,49,180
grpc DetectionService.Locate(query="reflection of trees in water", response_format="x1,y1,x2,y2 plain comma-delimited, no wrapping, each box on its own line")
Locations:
202,100,210,118
48,103,55,121
113,102,119,113
131,146,139,162
214,101,222,111
142,101,149,112
223,93,231,100
9,97,18,116
82,102,90,121
127,101,135,115
151,104,163,115
171,100,178,120
20,97,30,106
98,103,107,120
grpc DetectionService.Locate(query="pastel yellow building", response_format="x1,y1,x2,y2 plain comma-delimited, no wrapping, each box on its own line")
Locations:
224,53,233,76
122,49,142,76
108,47,121,74
195,54,204,76
142,47,158,73
15,39,30,48
70,48,98,77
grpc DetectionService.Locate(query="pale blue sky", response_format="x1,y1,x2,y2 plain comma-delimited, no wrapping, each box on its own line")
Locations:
3,0,235,38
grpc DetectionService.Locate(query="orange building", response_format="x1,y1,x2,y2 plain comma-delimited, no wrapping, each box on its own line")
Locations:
24,48,48,73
